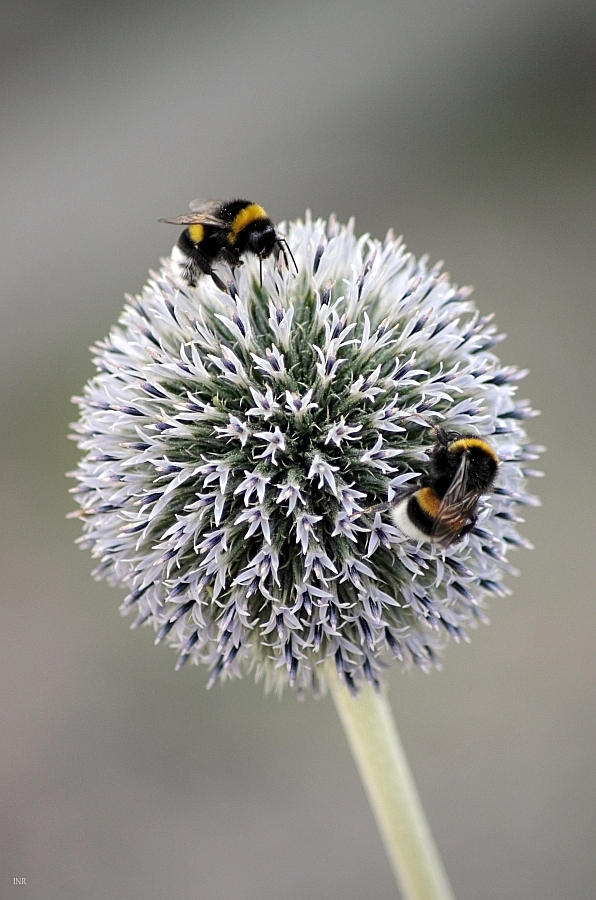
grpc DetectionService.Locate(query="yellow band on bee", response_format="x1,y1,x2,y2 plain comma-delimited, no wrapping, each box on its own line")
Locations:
187,224,205,245
416,486,442,517
227,204,268,244
448,437,499,465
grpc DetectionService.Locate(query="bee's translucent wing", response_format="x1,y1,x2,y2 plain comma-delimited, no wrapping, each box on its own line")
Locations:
431,452,481,545
158,200,225,228
157,215,206,225
188,199,227,225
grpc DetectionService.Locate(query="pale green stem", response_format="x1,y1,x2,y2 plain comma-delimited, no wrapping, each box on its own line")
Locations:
327,665,456,900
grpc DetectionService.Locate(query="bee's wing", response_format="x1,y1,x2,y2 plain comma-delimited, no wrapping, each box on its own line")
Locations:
159,200,225,228
431,452,480,545
188,199,227,224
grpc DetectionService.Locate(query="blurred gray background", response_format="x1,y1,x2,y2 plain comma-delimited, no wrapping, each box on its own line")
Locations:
1,0,594,897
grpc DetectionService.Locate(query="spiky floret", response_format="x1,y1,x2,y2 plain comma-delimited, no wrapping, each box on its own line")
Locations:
70,213,541,695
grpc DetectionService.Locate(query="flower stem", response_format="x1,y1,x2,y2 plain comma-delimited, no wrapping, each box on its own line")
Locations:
327,668,456,900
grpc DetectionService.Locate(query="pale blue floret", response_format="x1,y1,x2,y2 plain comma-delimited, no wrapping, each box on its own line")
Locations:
253,426,286,464
307,454,340,493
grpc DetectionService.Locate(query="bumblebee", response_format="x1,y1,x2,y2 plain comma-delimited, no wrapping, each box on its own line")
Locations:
370,428,499,546
159,198,296,290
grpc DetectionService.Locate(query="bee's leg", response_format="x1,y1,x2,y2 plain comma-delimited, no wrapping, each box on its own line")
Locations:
219,246,243,268
459,515,478,537
214,246,243,288
209,271,229,292
432,426,449,446
192,249,228,293
360,500,393,516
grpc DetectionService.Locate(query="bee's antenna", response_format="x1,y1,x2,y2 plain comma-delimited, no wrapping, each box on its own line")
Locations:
277,237,298,274
259,257,263,288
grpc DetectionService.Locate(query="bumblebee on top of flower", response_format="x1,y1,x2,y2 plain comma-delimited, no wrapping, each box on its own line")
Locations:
159,198,296,291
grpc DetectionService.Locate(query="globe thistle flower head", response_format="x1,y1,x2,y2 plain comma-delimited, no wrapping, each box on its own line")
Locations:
70,213,541,695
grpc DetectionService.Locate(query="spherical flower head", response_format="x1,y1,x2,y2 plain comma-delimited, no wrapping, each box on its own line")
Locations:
70,213,541,695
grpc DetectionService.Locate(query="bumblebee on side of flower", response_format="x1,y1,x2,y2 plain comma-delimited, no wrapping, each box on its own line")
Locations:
363,427,499,547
